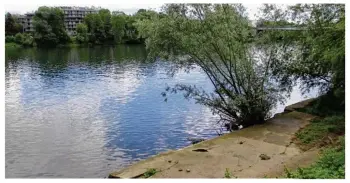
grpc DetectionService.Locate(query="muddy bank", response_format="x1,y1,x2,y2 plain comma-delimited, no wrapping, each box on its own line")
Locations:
108,99,319,178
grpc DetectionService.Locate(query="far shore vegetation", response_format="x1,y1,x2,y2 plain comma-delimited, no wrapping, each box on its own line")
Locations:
5,7,155,47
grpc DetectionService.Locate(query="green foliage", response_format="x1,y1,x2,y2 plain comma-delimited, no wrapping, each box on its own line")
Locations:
22,34,34,47
111,14,127,43
33,7,70,47
15,33,24,44
260,4,345,102
76,23,89,44
295,115,344,144
136,4,290,127
297,92,344,117
5,12,23,36
143,168,157,178
5,42,21,48
80,8,157,44
284,137,345,179
5,35,15,43
8,33,34,47
7,7,157,46
224,168,232,178
83,9,110,44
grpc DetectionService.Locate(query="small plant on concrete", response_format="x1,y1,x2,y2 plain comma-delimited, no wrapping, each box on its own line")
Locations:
224,168,232,178
144,168,157,178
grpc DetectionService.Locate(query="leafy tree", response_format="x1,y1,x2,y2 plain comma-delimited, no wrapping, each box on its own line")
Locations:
259,4,345,104
76,23,89,44
98,9,113,42
32,7,70,47
21,33,34,47
111,14,127,43
136,4,290,128
15,33,24,44
84,11,111,44
5,13,23,36
5,36,15,43
123,15,139,43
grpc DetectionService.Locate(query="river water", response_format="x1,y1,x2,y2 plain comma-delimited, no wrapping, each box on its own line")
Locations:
5,45,318,178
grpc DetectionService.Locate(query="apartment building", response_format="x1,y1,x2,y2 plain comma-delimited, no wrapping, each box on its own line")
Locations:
18,13,35,32
60,6,98,35
18,6,98,35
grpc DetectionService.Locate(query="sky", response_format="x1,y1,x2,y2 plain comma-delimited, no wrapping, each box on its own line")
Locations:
4,3,263,20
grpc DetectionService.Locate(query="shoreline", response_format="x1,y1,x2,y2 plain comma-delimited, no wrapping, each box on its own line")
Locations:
5,42,145,49
108,98,317,178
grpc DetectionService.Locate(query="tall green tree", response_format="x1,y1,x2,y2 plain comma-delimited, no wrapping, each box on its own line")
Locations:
99,9,112,41
32,7,70,47
76,23,89,44
259,4,345,102
83,9,113,44
84,13,104,44
5,13,23,36
111,14,127,43
136,4,289,128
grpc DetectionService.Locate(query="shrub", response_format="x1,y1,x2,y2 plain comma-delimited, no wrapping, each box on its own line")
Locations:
22,34,34,47
5,36,15,43
284,137,345,179
298,92,345,117
15,33,24,44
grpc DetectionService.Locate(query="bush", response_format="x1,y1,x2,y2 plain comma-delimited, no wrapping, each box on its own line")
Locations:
15,33,24,44
298,92,345,117
21,34,34,47
5,36,15,43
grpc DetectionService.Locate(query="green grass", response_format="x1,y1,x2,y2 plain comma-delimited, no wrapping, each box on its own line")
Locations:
284,136,345,179
284,94,345,179
295,115,344,144
143,168,157,178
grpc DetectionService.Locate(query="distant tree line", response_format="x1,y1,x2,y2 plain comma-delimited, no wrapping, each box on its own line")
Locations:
5,7,159,47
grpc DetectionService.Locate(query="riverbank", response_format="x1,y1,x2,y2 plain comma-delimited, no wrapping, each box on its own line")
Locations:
5,43,22,48
5,42,145,49
108,97,345,178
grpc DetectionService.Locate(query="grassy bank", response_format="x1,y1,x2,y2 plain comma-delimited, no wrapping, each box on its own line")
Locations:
5,43,22,48
282,95,345,179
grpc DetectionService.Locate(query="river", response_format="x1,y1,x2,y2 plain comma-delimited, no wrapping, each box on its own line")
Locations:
5,45,318,178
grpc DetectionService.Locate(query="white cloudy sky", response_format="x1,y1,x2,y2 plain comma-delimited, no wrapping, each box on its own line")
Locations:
5,2,263,20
